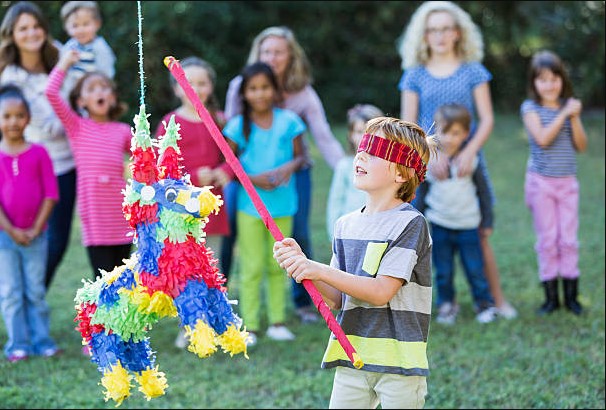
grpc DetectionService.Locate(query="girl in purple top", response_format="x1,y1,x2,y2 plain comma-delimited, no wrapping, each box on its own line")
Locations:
397,1,517,320
0,84,60,362
223,26,345,323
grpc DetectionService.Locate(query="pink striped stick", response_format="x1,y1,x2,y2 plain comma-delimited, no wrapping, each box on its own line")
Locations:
164,56,362,369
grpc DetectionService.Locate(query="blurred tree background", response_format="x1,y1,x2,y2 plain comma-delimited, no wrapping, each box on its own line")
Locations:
2,1,604,127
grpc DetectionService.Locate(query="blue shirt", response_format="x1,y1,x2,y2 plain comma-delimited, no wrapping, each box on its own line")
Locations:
222,108,306,218
398,62,492,133
520,99,578,177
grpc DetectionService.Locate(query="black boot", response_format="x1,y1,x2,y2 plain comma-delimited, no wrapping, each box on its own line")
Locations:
537,279,559,315
563,278,583,315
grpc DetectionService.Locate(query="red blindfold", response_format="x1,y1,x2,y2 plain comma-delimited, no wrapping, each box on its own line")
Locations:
357,133,427,182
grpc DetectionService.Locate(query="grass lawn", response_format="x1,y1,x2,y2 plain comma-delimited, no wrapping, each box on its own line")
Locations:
0,111,604,409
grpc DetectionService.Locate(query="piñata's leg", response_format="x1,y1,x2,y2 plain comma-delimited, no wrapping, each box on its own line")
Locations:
88,332,167,404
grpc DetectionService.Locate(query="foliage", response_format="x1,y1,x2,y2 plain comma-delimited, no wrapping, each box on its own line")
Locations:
0,112,604,409
1,1,602,127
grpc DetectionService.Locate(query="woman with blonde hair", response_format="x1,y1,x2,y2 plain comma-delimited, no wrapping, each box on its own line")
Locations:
222,26,344,324
397,1,518,320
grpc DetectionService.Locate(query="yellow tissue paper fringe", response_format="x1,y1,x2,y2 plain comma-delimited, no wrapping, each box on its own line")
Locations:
187,321,217,358
136,366,168,400
217,324,249,359
127,287,177,318
101,361,133,406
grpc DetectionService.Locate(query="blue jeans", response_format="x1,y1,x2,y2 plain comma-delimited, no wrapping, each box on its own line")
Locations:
45,169,77,288
219,180,239,279
291,168,313,309
0,230,58,357
220,168,314,309
430,223,494,310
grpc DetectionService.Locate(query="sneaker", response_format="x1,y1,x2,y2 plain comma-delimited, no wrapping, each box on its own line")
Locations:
41,347,63,358
174,328,188,349
496,302,518,320
476,306,499,324
7,349,28,363
436,302,459,325
266,325,296,341
246,331,258,347
296,307,320,324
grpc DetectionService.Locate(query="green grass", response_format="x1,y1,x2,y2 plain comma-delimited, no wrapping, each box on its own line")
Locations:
0,112,604,409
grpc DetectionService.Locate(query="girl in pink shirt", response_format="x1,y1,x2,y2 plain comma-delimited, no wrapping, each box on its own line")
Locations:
45,49,132,280
0,84,60,362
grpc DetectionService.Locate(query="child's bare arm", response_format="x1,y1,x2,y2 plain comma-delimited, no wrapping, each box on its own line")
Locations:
274,238,404,307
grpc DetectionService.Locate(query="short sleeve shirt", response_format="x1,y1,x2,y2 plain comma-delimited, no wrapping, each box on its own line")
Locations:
222,108,306,218
398,62,492,133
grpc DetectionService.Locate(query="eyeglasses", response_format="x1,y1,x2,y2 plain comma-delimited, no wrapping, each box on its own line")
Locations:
425,26,457,36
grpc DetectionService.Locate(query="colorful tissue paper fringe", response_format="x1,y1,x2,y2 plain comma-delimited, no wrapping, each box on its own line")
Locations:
74,105,249,405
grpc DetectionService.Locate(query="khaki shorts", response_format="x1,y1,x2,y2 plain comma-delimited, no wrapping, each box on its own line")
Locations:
329,366,427,409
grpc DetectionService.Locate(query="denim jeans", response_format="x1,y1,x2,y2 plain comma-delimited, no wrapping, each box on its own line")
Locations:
291,167,313,309
0,230,58,357
219,180,239,279
45,169,77,288
430,223,494,310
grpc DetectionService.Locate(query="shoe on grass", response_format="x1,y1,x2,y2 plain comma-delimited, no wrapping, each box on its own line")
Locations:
7,349,28,363
436,302,459,325
476,306,499,324
496,301,518,319
266,325,295,341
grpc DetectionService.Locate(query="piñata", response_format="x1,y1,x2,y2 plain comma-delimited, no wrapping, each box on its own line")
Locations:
74,104,249,405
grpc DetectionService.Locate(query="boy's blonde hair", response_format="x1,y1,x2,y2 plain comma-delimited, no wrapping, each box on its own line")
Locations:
397,1,484,69
247,26,312,93
365,117,438,202
61,1,101,23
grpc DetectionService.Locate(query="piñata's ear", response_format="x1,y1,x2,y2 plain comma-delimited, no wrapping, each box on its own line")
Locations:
157,115,183,180
130,104,159,185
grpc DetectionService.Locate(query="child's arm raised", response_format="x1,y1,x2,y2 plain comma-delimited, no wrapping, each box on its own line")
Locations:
45,49,81,137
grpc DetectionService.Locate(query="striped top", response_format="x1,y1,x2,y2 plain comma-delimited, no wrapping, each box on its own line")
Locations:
521,99,578,177
45,67,132,246
322,202,432,377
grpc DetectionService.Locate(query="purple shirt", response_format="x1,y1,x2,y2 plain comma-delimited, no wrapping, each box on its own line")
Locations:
0,144,58,230
225,75,344,169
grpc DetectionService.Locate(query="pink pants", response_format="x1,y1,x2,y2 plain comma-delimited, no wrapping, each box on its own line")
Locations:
525,171,580,281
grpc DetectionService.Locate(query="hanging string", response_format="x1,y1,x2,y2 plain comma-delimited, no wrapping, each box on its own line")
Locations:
137,0,145,106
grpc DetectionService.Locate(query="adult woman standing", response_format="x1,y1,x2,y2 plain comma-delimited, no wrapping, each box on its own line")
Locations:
397,1,517,319
0,1,76,289
223,26,345,323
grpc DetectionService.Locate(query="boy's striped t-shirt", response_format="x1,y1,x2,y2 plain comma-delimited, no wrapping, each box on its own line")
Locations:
321,202,432,377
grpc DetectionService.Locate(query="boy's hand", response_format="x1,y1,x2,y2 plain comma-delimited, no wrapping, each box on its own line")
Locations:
273,238,303,268
58,49,80,71
273,238,323,282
